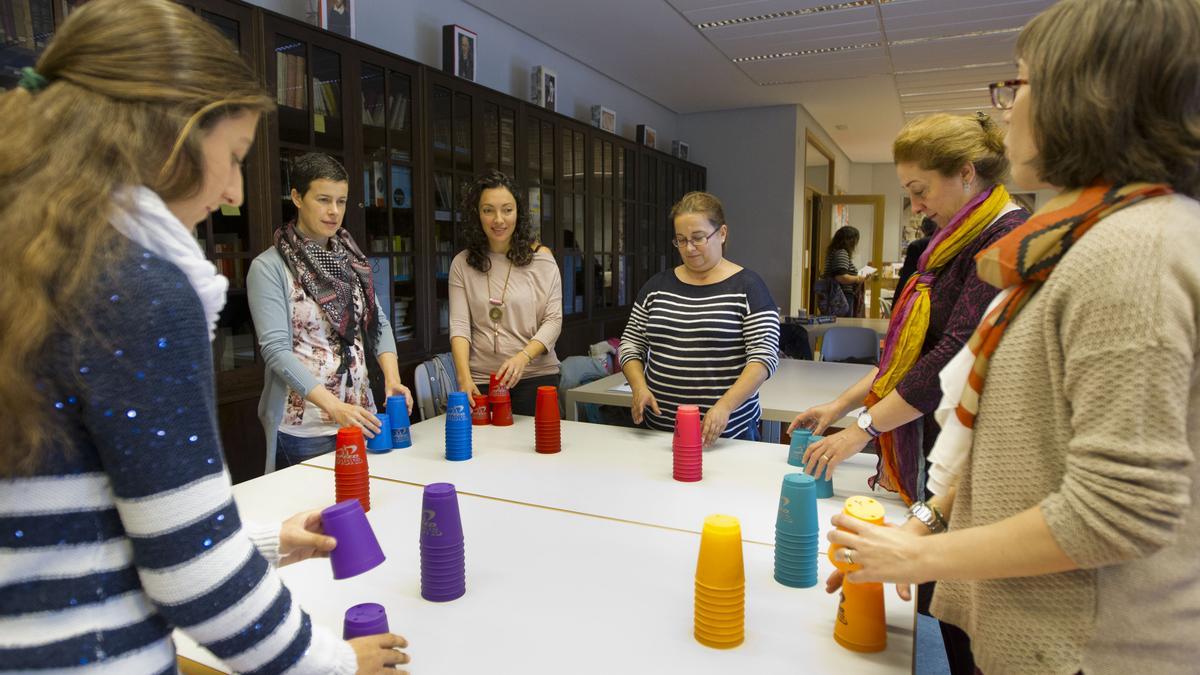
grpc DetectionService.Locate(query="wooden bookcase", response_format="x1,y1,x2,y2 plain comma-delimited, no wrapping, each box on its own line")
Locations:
0,0,706,483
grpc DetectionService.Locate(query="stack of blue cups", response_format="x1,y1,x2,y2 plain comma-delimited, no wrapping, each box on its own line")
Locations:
774,473,820,588
787,431,834,499
444,391,472,461
386,395,412,449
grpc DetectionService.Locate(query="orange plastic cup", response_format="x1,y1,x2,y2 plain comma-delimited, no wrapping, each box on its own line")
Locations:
827,496,887,653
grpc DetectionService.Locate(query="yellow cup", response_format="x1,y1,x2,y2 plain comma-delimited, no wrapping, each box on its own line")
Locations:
825,496,887,653
695,606,744,627
694,514,745,589
694,626,745,649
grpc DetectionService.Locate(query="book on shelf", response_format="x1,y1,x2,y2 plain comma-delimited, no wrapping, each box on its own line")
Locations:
391,165,412,209
388,92,409,131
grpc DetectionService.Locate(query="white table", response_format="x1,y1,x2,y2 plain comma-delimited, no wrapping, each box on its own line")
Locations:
564,359,875,442
176,467,914,674
302,415,907,547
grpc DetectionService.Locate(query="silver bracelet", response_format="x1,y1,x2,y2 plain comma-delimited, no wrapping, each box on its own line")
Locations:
907,500,947,534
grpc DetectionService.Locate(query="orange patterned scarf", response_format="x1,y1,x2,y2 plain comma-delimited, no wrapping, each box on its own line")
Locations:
955,183,1173,432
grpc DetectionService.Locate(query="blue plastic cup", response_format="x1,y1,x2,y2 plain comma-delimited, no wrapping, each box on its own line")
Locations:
776,473,819,536
797,434,836,497
445,392,472,461
366,413,393,453
386,396,412,449
787,429,813,467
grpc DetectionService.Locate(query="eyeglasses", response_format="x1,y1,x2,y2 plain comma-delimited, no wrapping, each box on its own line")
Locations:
670,229,721,249
988,79,1028,110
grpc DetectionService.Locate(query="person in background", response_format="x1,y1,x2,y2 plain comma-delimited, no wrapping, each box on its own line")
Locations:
792,112,1029,673
449,169,562,415
249,153,412,473
620,192,780,445
0,0,408,671
821,225,868,316
895,217,937,292
826,1,1200,673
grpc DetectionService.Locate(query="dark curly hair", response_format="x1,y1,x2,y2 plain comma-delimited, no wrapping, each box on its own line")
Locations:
461,170,538,272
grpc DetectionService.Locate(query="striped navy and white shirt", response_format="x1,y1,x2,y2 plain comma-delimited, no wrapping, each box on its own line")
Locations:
619,268,780,438
0,246,355,673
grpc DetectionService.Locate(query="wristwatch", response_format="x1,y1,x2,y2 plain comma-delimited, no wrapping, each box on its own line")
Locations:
907,500,947,534
857,410,882,438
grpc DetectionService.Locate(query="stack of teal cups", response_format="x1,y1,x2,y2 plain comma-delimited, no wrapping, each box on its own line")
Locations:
774,473,819,588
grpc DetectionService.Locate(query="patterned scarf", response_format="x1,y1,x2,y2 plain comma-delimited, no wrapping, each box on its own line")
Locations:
867,184,1011,504
953,182,1172,430
274,220,378,375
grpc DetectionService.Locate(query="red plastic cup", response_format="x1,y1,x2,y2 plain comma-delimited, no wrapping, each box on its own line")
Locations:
334,427,370,511
471,395,490,425
491,398,514,427
534,386,561,453
674,405,703,447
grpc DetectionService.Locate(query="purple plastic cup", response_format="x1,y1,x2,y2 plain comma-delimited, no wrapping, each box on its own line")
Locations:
421,582,466,603
322,499,386,580
420,483,464,547
342,602,389,640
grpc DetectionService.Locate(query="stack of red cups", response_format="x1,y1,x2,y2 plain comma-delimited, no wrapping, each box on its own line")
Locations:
673,405,703,482
488,373,513,427
471,395,490,425
334,426,371,512
533,386,561,454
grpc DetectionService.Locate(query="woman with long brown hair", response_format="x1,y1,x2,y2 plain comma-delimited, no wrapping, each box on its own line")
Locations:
0,0,407,671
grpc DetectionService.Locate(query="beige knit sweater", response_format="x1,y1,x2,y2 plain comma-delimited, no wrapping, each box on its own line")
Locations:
931,194,1200,675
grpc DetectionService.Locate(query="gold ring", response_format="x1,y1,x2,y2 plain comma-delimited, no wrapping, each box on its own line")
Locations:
845,549,855,565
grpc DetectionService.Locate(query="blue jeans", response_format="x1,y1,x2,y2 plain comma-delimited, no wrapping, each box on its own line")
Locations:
731,421,761,442
275,432,336,470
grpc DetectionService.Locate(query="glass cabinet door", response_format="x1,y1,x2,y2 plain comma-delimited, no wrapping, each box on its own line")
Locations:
430,82,473,340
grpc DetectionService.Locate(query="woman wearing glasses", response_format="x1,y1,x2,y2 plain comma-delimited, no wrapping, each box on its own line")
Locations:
826,1,1200,673
619,192,780,445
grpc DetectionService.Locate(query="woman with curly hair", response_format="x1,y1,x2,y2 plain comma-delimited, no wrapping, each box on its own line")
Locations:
449,170,562,415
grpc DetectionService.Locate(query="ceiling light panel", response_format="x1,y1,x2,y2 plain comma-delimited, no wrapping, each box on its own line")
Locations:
888,31,1019,72
740,47,891,81
703,6,880,41
685,0,891,30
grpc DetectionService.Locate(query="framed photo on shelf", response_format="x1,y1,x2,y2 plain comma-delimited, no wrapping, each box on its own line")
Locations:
591,105,616,133
318,0,354,39
637,124,657,149
530,66,557,112
442,24,477,82
672,140,690,160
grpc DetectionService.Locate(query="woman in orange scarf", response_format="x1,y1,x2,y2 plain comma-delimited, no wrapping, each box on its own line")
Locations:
824,1,1200,673
790,113,1029,504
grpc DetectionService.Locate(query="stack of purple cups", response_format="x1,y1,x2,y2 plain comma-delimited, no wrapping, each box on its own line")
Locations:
419,482,466,602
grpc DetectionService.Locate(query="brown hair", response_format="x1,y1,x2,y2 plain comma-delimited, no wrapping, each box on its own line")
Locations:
1016,0,1200,197
670,191,726,229
893,112,1009,186
0,0,274,475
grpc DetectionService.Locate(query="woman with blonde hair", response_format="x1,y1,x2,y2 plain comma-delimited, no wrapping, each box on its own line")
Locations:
828,0,1200,673
0,0,407,671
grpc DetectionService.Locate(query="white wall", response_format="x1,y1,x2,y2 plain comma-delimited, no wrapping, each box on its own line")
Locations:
244,0,680,141
678,105,799,312
791,105,852,315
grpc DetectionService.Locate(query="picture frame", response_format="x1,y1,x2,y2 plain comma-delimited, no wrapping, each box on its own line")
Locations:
637,124,657,149
318,0,354,39
672,140,689,160
530,66,557,112
591,105,616,133
442,24,476,82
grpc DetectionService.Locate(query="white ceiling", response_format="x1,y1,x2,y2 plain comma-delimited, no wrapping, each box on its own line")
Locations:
464,0,1053,163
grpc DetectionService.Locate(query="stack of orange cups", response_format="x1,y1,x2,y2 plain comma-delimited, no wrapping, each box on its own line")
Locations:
673,405,703,482
488,374,513,426
533,386,561,454
334,426,371,513
828,496,888,653
693,514,745,649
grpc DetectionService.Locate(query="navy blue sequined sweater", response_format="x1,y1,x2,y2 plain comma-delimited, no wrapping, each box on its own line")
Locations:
0,245,353,673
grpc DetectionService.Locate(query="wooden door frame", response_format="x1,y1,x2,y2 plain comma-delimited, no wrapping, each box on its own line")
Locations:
817,194,887,317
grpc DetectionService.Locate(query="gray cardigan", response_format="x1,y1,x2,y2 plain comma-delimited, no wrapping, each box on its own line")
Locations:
247,247,397,473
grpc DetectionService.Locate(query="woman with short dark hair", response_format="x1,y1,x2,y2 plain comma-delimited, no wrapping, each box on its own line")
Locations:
828,1,1200,672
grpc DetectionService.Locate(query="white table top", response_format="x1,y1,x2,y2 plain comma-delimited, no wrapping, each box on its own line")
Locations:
302,415,907,547
175,468,913,674
796,317,892,351
566,359,874,425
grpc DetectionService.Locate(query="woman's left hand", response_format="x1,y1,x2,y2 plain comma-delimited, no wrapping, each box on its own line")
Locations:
827,513,933,586
496,353,529,389
384,380,414,413
701,401,732,446
803,426,871,480
278,509,337,567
